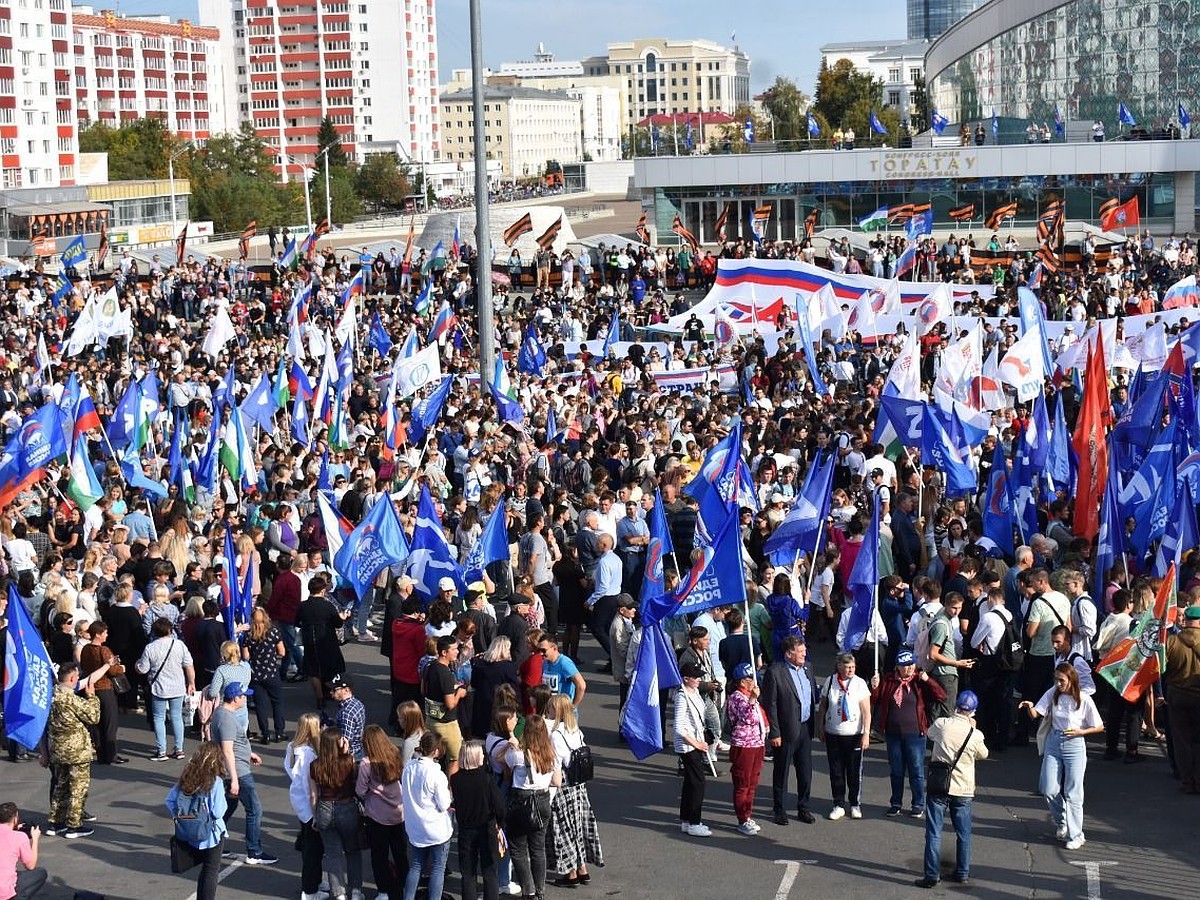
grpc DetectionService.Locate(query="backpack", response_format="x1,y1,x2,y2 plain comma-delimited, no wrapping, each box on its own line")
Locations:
912,607,942,672
172,790,218,848
991,609,1026,673
565,739,594,786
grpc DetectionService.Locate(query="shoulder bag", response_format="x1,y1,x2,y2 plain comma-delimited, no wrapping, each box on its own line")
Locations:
504,751,550,836
926,727,975,797
563,731,593,786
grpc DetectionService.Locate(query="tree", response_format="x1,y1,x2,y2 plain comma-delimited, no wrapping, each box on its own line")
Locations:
910,73,929,130
717,106,770,153
355,153,410,212
760,76,811,146
813,57,896,144
78,119,181,181
316,116,350,168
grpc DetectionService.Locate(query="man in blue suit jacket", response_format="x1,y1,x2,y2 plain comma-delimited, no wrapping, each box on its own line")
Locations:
762,636,819,825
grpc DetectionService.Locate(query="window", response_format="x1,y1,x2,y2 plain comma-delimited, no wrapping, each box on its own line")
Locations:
888,68,900,83
645,52,656,73
910,68,921,83
887,90,900,106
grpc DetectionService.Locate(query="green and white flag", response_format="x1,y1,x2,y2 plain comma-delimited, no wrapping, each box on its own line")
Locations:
858,206,889,231
218,407,258,490
66,436,103,510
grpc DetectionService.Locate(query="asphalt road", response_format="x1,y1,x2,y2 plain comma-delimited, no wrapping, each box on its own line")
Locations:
3,635,1184,900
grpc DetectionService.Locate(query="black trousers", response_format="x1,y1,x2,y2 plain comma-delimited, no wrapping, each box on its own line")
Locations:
589,595,620,659
772,727,813,813
974,658,1014,750
853,643,880,684
251,676,286,738
458,822,500,900
194,839,224,900
679,749,707,825
535,582,559,639
94,688,120,764
389,680,422,727
299,818,325,895
363,816,406,897
1101,681,1142,754
824,733,864,807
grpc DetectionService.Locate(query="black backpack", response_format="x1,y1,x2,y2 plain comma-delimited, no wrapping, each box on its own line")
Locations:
563,731,594,786
991,609,1026,673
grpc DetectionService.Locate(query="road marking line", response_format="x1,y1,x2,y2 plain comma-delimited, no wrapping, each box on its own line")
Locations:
184,858,243,900
1070,860,1118,900
773,859,817,900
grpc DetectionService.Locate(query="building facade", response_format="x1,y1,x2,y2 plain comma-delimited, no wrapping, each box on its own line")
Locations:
581,38,750,128
926,0,1200,131
821,40,930,125
439,86,582,181
199,0,440,181
72,8,226,145
908,0,989,41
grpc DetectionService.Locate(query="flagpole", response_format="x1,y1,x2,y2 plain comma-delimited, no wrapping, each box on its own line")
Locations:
872,582,880,677
743,598,758,687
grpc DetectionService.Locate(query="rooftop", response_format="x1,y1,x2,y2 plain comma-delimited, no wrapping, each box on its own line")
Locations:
440,85,577,103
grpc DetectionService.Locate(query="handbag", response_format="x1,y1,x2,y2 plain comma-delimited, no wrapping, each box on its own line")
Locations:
169,835,201,874
505,752,550,835
109,674,132,694
926,727,975,797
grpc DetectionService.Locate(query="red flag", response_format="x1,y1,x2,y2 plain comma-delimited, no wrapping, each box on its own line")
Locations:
1070,329,1111,541
1100,196,1139,231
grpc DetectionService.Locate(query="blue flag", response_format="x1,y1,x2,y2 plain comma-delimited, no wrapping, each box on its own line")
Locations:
369,311,393,357
407,376,452,446
1094,450,1125,602
641,491,675,602
1054,105,1064,135
239,373,276,435
684,419,754,545
291,391,310,447
194,413,221,492
931,109,948,135
0,403,68,501
334,493,411,601
1119,102,1136,127
118,445,167,500
1027,393,1052,471
603,309,619,357
1129,420,1182,558
60,235,87,270
641,512,746,627
869,110,887,135
794,298,831,400
1046,394,1073,492
807,112,821,137
982,442,1015,557
407,486,467,602
921,404,976,497
1180,101,1192,129
620,622,681,759
461,501,509,585
762,451,834,558
487,359,524,425
2,583,55,749
843,499,880,652
906,208,933,241
517,324,547,376
743,119,754,143
212,365,236,415
1154,475,1198,578
1009,429,1040,543
876,394,925,446
991,109,999,136
105,381,141,451
1017,287,1055,379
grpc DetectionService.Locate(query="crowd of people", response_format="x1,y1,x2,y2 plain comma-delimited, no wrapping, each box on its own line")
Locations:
0,211,1198,900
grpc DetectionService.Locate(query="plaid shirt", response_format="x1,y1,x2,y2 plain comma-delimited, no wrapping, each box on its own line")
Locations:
336,695,366,761
28,529,52,567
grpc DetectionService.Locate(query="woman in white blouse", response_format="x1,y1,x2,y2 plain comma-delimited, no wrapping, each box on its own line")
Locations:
284,712,324,900
1019,664,1103,850
401,731,454,900
504,714,562,899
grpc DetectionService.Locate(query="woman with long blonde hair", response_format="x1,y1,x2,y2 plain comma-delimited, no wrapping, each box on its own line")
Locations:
235,532,262,601
285,712,324,900
503,714,562,898
241,606,286,742
356,724,406,900
166,742,228,900
545,694,603,886
310,727,364,900
206,640,252,732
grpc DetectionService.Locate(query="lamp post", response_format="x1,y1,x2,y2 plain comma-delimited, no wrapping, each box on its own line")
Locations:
287,156,314,237
167,145,188,234
470,0,494,385
318,144,333,227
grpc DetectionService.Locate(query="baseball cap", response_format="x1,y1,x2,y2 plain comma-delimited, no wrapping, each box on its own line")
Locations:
326,673,351,691
895,649,917,667
956,690,979,713
870,467,884,478
222,681,254,701
1185,605,1200,621
733,662,755,681
438,577,457,592
679,662,704,679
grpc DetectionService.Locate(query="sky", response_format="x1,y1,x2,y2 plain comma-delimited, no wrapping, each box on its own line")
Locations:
115,0,907,94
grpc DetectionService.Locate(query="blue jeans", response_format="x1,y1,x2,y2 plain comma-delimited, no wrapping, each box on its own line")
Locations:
924,795,973,881
1040,729,1087,841
278,623,303,674
224,772,263,857
151,695,185,754
886,733,927,811
403,839,450,900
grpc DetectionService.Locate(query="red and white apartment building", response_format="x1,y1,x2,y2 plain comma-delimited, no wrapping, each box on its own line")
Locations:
200,0,441,182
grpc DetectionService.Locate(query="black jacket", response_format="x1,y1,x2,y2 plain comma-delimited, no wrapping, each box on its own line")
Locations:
762,660,819,743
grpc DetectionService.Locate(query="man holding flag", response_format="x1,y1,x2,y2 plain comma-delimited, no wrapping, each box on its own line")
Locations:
1164,600,1200,793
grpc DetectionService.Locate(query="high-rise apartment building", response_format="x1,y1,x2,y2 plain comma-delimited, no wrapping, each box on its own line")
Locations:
72,7,226,145
200,0,439,183
581,38,750,127
907,0,988,41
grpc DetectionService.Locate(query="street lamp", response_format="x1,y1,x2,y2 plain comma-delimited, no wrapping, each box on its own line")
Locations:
470,0,495,385
318,144,333,227
286,155,314,237
168,145,189,233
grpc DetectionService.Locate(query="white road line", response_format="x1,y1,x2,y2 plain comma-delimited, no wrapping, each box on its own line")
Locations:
184,858,244,900
773,859,817,900
1070,860,1118,900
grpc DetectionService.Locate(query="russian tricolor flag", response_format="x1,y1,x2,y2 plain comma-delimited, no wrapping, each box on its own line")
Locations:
895,243,918,278
428,300,457,343
289,361,314,400
341,268,365,305
451,216,461,257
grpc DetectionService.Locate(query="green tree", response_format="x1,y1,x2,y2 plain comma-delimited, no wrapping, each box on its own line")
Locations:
78,119,181,181
316,116,350,168
911,73,929,130
355,153,410,212
813,57,899,144
760,76,810,145
717,106,770,153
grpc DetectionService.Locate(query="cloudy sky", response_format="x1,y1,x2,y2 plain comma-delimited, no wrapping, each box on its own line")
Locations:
120,0,907,94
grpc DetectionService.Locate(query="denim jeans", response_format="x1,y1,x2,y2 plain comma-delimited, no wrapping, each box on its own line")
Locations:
316,798,363,898
223,772,263,857
1040,730,1087,842
924,795,973,881
278,623,304,675
885,732,927,811
151,695,185,754
403,839,450,900
250,677,286,739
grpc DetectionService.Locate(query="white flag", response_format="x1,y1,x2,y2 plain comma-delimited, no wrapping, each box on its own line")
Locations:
998,327,1047,401
65,297,98,356
202,306,237,359
393,343,442,399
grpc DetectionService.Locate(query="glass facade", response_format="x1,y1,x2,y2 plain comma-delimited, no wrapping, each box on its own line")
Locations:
929,0,1200,128
909,0,988,41
657,172,1174,244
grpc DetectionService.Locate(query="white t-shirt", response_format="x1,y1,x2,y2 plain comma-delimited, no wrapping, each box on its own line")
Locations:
821,673,871,736
1033,688,1103,733
6,537,36,572
505,746,557,791
809,567,834,610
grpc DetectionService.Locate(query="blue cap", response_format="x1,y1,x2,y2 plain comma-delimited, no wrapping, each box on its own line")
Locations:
222,681,254,701
895,649,917,667
733,662,755,681
956,690,979,713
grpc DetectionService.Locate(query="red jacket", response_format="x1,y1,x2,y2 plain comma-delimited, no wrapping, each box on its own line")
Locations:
267,570,302,625
391,617,428,684
871,671,946,735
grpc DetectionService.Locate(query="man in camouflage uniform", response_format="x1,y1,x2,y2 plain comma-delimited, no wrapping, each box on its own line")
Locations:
46,663,99,839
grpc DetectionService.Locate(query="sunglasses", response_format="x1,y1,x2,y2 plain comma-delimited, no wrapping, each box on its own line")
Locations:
536,648,550,656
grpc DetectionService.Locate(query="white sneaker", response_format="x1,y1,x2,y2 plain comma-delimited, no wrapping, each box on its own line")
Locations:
680,821,689,833
375,894,389,900
745,818,761,833
300,893,329,900
828,806,846,821
737,820,757,835
505,883,523,896
685,823,712,837
1065,837,1086,851
1055,824,1068,841
350,891,364,900
716,740,731,752
849,806,863,819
